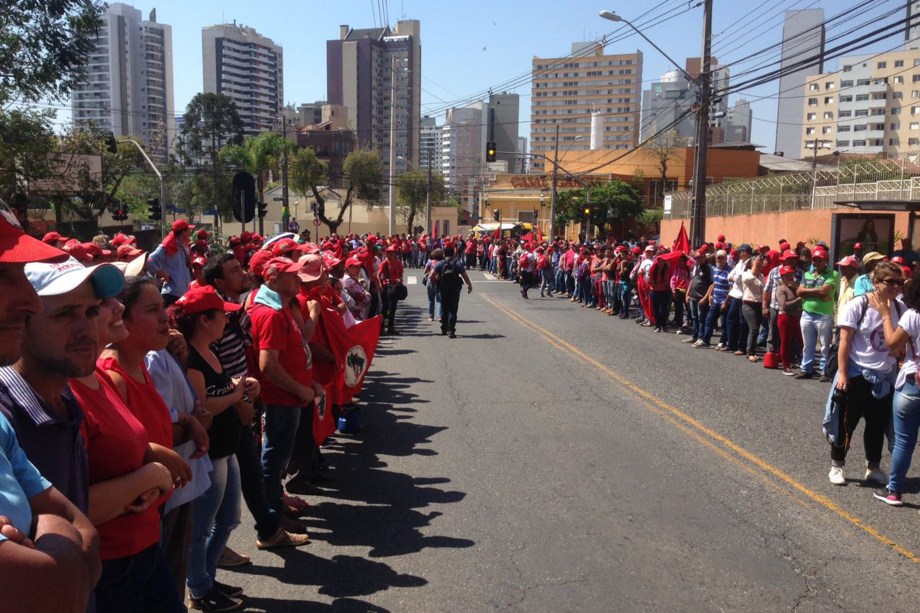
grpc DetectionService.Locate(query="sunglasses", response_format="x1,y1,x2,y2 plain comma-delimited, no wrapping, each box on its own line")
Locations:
880,278,905,287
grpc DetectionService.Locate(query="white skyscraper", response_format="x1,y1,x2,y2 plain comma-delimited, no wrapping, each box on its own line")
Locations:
71,3,175,162
202,23,284,135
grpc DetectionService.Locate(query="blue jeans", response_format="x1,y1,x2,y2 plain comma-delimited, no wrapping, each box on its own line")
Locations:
889,378,920,493
187,455,242,599
800,311,834,374
724,297,745,351
262,404,302,513
618,283,632,317
688,299,709,341
702,299,724,344
427,283,441,318
96,543,184,613
651,289,670,329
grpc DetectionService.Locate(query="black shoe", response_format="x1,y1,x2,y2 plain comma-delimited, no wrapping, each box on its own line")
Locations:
441,328,447,335
794,371,813,380
819,375,831,383
449,332,457,339
212,580,244,599
189,587,242,611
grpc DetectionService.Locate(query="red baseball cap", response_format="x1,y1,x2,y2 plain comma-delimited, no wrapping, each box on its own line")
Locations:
248,250,274,277
345,256,363,268
196,229,209,240
321,252,342,269
779,241,790,251
176,286,241,315
903,265,913,278
0,209,67,264
812,247,828,260
296,254,327,283
385,245,398,253
836,255,858,268
62,242,92,264
854,242,863,250
191,256,207,267
172,219,195,233
779,265,796,276
271,238,300,257
780,249,798,262
240,231,252,242
717,234,725,241
891,255,905,265
116,244,144,259
42,231,68,245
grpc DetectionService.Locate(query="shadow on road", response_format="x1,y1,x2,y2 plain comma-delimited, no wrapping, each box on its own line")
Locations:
227,322,473,606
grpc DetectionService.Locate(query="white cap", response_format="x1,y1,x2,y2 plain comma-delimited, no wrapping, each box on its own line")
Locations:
25,256,124,298
111,252,148,279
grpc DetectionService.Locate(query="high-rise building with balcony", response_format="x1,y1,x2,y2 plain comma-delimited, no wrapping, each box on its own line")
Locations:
419,115,442,170
71,3,175,162
202,22,283,135
326,20,422,181
799,49,920,158
530,42,642,172
776,9,825,156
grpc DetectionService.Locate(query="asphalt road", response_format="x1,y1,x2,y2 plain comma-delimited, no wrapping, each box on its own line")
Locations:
223,270,920,612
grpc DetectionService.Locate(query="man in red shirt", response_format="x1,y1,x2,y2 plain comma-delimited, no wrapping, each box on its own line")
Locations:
248,256,324,518
378,245,404,335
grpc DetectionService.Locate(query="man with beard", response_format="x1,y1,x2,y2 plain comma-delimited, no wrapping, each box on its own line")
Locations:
0,206,101,610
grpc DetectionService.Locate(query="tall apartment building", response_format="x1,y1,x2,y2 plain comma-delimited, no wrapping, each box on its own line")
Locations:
419,116,442,169
800,49,920,158
326,20,422,180
485,92,520,171
724,99,753,144
202,23,283,135
441,106,483,212
775,9,826,156
907,0,920,50
71,3,175,162
530,42,642,173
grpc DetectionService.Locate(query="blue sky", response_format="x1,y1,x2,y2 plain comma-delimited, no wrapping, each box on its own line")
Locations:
94,0,910,154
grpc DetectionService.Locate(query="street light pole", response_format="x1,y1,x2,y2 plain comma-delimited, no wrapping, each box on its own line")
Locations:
689,0,713,249
600,6,712,248
549,124,560,240
426,148,433,236
119,138,165,232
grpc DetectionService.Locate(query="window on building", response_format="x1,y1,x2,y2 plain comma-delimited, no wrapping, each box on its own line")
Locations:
911,138,920,146
809,83,819,91
807,97,818,106
878,61,887,69
894,91,904,100
841,80,854,88
854,125,867,132
822,126,832,134
843,65,852,72
840,95,853,102
825,96,834,104
839,108,852,116
911,122,920,130
806,127,816,135
853,140,867,146
824,111,834,119
896,60,905,68
837,140,850,147
855,94,870,101
855,109,869,116
807,112,817,120
894,76,905,84
826,82,835,90
838,125,851,132
893,107,902,115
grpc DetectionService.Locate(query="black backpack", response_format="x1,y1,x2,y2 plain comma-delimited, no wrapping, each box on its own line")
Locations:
436,258,463,291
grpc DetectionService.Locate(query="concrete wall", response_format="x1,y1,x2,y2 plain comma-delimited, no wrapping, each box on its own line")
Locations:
661,209,913,251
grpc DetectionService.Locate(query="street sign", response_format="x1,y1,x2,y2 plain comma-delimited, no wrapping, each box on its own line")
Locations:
313,218,322,227
231,172,255,223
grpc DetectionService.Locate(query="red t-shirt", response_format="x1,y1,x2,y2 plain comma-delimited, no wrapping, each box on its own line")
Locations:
98,356,173,449
378,257,404,282
71,370,161,560
249,302,313,406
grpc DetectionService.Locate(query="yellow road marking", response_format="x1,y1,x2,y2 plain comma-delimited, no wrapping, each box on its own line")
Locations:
482,294,920,563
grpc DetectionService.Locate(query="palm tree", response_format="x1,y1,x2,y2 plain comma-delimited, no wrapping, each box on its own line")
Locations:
222,131,293,233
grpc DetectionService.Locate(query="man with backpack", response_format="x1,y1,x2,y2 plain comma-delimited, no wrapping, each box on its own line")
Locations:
431,245,473,339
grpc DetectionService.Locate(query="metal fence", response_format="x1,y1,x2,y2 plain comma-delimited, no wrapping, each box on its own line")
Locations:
665,158,920,219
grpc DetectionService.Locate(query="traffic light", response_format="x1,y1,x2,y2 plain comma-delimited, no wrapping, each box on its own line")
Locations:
584,207,590,216
493,208,500,221
147,197,161,220
111,201,128,221
258,202,268,218
486,141,496,163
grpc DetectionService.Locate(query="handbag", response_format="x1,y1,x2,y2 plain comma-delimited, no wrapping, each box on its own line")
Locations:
394,284,408,301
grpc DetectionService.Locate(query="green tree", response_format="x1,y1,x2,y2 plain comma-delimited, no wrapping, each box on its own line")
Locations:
178,93,244,218
291,148,381,235
1,0,105,201
555,180,643,232
222,131,293,229
397,169,446,236
0,0,105,102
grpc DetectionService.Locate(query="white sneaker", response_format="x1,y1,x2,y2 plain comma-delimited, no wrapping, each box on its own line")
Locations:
692,339,705,348
682,337,696,344
828,466,846,485
865,466,888,485
716,342,727,350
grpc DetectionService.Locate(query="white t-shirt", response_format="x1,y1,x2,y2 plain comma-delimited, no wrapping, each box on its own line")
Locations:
839,295,904,374
896,309,920,389
728,260,746,299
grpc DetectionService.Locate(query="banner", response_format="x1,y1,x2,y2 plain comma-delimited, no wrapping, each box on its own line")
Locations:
316,311,381,407
313,382,337,445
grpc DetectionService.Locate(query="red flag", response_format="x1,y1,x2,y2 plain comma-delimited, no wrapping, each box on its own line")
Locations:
337,315,381,404
536,224,543,244
672,221,691,255
491,226,501,241
313,382,337,445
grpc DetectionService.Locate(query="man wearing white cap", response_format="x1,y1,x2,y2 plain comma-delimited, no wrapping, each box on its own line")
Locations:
0,204,101,609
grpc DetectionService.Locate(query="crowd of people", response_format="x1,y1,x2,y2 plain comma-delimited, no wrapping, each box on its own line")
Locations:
484,229,920,497
0,211,459,612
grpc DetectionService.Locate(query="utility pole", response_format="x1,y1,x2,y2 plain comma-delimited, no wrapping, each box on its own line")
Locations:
277,119,290,237
549,124,560,240
810,137,821,171
689,0,713,250
425,148,433,236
